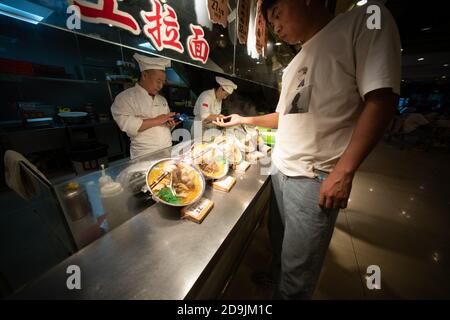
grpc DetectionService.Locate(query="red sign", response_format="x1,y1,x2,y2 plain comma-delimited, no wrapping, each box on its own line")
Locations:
69,0,210,63
69,0,141,35
187,24,210,64
140,0,184,53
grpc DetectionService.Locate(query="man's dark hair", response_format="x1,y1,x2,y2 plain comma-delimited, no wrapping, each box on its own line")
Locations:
262,0,328,22
261,0,280,23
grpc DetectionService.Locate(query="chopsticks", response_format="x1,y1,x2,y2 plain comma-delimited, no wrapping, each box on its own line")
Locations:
149,170,171,191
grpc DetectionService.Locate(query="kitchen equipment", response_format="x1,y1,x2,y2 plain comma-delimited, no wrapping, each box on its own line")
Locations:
58,106,71,113
116,60,136,77
17,102,55,128
106,74,134,82
68,142,108,175
100,178,128,230
99,164,113,187
116,161,154,195
25,117,53,128
61,182,93,221
83,103,98,122
58,112,88,125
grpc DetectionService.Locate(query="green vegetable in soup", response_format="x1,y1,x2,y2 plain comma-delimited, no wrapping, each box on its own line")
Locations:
157,187,180,204
217,155,226,164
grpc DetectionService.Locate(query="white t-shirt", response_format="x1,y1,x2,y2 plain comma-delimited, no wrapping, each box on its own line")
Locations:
272,1,401,178
111,84,172,159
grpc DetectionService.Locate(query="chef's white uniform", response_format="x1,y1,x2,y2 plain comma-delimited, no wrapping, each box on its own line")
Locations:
191,89,222,139
111,84,172,159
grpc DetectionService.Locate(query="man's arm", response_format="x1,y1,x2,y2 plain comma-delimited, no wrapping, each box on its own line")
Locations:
214,112,279,129
138,112,176,132
319,88,398,209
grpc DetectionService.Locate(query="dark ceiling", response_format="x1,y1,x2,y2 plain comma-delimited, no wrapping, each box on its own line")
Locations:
385,0,450,54
385,0,450,82
331,0,450,82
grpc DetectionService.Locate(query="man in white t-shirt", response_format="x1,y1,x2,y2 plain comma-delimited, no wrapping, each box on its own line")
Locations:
215,0,400,299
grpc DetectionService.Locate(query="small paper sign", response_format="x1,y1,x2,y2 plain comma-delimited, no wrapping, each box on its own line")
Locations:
207,0,229,28
255,0,267,56
181,198,214,224
235,161,251,172
212,175,236,192
237,0,251,44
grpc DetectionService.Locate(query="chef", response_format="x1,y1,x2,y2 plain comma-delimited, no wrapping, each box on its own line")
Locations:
111,53,178,159
191,76,237,140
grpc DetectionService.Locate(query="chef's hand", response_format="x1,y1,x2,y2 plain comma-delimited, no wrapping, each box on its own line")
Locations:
213,114,244,127
319,169,354,210
154,112,176,126
166,113,181,128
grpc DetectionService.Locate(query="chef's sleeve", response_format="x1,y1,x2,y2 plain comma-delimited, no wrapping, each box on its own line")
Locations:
193,93,211,121
111,95,143,137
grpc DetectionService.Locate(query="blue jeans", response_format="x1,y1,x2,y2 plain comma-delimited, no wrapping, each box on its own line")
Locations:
269,171,339,299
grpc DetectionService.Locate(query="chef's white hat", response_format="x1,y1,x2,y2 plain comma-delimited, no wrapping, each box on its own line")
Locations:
133,53,171,72
216,76,238,94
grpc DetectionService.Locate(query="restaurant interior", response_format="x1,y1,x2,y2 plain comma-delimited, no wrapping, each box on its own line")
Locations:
0,0,449,300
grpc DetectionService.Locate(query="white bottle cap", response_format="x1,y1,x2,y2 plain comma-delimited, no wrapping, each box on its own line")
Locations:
100,181,123,198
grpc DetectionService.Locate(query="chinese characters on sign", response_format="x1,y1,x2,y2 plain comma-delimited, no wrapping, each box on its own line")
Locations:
255,0,267,56
68,0,210,63
237,0,250,44
207,0,229,28
140,0,184,53
69,0,141,35
187,24,210,64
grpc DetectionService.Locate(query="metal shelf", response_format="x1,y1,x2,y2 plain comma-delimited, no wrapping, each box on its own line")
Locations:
0,73,104,84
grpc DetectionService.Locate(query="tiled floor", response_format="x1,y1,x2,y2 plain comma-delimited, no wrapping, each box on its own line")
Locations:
224,141,450,299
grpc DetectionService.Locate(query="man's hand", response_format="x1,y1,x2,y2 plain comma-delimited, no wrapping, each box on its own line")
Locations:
154,112,177,126
213,114,244,127
319,169,354,209
166,113,180,128
139,112,178,132
204,114,224,122
318,88,397,210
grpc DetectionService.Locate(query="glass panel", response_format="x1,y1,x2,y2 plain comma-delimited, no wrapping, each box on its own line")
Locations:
22,0,237,75
53,145,174,249
13,0,284,88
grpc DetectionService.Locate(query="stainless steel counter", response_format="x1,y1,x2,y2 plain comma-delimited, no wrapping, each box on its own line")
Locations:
13,152,271,299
